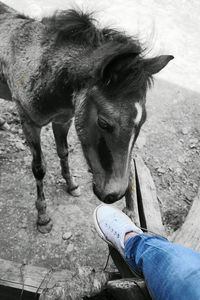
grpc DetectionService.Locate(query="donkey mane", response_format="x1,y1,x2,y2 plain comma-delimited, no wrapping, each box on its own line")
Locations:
40,9,153,97
41,9,143,51
41,9,103,46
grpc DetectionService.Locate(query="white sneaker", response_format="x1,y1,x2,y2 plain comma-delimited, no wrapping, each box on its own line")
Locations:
93,204,143,256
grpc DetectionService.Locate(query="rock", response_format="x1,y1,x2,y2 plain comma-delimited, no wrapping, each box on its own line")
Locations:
21,223,27,229
0,117,5,126
10,127,18,134
189,138,198,148
157,167,165,174
66,243,74,253
62,231,72,240
175,167,182,175
0,118,10,131
18,129,23,135
182,127,189,135
15,141,26,151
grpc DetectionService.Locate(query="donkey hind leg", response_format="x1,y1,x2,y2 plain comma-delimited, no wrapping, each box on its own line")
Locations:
52,121,81,197
22,121,53,233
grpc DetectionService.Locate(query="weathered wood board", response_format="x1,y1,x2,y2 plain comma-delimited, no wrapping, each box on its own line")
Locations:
134,155,165,236
125,159,140,227
0,258,109,299
107,278,150,300
171,187,200,251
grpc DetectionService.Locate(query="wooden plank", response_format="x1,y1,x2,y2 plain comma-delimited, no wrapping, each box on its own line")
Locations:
109,246,135,279
0,258,109,299
107,278,151,300
134,155,165,236
171,187,200,251
0,258,67,294
0,81,12,101
0,285,39,300
125,159,140,227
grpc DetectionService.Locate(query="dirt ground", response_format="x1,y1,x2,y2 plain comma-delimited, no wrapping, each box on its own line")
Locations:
1,77,200,276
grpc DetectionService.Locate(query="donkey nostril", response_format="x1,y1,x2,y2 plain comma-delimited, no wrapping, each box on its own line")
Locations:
104,193,118,204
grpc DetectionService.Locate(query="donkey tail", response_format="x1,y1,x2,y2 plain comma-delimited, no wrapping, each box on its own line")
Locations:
42,9,102,46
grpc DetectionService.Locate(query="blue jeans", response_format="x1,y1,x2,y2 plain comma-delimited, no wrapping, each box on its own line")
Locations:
124,234,200,300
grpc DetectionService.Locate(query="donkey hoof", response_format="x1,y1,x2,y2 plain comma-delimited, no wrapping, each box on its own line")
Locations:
37,216,53,234
37,220,53,234
68,186,81,197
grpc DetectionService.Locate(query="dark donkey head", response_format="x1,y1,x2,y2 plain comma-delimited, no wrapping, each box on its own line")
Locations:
71,24,173,204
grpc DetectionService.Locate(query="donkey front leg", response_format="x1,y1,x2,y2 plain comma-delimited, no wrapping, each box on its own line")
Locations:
52,121,81,197
22,121,53,233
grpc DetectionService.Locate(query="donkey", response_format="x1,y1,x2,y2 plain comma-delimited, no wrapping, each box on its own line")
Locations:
0,2,173,233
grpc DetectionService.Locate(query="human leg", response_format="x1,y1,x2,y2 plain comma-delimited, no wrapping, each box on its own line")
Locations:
124,234,200,300
94,204,200,300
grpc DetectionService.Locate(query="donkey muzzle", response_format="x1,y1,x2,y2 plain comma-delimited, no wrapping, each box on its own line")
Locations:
93,183,125,203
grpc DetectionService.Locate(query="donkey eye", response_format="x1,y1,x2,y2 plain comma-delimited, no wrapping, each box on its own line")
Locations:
97,117,113,132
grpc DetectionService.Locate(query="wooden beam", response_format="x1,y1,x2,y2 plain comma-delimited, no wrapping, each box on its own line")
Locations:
0,258,109,299
107,278,151,300
109,246,135,279
0,259,52,294
134,156,166,236
0,81,12,101
171,187,200,251
125,159,141,227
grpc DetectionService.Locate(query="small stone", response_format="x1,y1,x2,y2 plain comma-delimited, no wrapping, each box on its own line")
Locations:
18,129,23,135
15,141,26,151
182,127,189,135
0,119,10,131
21,223,27,229
0,117,5,126
66,243,74,253
178,156,185,163
11,127,18,133
55,253,60,258
192,183,198,189
157,167,165,174
62,232,72,240
189,139,198,149
175,167,182,175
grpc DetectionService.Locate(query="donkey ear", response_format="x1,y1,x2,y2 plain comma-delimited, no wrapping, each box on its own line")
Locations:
143,55,174,75
99,52,138,86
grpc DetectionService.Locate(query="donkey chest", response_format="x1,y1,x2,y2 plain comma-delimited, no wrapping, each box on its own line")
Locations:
29,93,75,126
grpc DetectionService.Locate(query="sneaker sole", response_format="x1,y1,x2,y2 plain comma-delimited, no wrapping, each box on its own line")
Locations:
93,204,114,248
